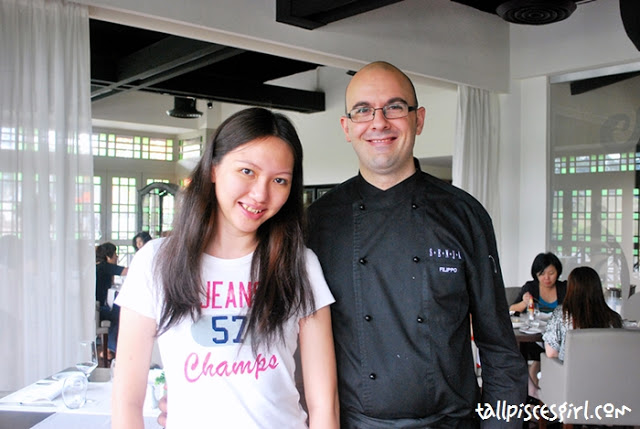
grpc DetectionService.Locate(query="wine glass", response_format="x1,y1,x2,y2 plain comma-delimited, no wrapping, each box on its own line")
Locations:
76,340,98,379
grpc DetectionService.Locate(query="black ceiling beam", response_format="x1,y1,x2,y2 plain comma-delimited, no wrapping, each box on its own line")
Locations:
92,46,245,102
136,74,325,113
276,0,405,30
91,37,240,100
570,71,640,95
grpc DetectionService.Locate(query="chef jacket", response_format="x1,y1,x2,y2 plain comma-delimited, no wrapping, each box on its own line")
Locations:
307,161,527,428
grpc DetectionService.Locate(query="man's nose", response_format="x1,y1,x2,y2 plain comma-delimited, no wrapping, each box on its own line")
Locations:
370,108,391,128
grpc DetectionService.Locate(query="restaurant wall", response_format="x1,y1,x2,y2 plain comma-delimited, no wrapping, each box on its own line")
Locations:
510,0,640,80
503,0,640,285
82,0,509,91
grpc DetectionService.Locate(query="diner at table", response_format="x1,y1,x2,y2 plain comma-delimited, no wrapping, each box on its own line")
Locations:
542,266,623,361
509,252,566,398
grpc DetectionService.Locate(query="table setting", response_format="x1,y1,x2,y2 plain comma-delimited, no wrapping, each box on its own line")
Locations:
0,339,163,429
510,310,549,334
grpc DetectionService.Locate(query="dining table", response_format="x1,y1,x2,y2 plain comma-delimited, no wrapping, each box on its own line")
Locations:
511,313,547,356
0,368,162,429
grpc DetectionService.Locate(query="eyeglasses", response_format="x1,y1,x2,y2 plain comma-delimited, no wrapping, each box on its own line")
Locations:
346,102,417,123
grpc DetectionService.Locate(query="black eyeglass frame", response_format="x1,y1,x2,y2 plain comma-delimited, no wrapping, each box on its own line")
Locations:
346,103,418,123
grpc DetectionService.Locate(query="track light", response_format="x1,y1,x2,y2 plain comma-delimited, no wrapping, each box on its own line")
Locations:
166,97,202,118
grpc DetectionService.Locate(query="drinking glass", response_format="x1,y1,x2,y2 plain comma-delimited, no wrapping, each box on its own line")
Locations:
76,340,98,378
61,373,88,409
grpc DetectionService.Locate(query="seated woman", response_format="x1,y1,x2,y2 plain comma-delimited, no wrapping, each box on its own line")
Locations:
96,242,128,358
132,231,152,252
510,252,567,393
510,252,567,314
543,266,622,361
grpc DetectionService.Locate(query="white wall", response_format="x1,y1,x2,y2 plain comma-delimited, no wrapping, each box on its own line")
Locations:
510,0,640,80
504,0,640,285
82,0,509,91
497,87,521,286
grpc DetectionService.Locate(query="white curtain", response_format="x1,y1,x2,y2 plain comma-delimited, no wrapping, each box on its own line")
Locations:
0,0,94,391
452,85,501,244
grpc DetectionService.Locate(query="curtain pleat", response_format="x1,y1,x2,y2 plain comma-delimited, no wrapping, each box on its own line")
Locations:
453,85,501,244
0,0,94,390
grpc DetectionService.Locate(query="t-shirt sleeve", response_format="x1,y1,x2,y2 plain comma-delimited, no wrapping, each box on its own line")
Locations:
304,247,335,316
115,239,162,322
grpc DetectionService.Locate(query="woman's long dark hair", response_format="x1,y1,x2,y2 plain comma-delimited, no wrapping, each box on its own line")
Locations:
563,266,622,329
154,107,313,353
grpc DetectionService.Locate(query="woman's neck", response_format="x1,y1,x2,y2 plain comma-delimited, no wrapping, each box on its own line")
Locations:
206,232,257,259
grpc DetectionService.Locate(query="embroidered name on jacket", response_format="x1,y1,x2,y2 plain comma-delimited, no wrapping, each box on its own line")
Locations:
429,247,463,274
429,247,462,260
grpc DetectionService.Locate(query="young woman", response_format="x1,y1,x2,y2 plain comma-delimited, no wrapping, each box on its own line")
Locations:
112,108,339,429
510,252,567,391
543,266,622,361
132,231,152,252
95,242,127,356
510,252,567,314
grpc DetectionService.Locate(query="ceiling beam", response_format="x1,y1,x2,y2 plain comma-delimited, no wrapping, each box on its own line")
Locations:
135,74,325,113
91,37,243,100
276,0,405,30
570,71,640,95
92,46,245,101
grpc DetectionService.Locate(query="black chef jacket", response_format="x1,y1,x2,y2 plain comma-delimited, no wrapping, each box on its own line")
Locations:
307,162,527,428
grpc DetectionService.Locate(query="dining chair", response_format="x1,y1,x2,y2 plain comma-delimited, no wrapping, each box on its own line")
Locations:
539,328,640,427
95,301,111,368
623,292,640,321
504,286,521,306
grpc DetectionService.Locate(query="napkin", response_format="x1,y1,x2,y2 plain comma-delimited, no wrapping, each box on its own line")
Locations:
13,379,64,403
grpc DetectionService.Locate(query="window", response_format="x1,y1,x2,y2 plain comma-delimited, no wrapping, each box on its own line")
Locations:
179,135,203,160
93,129,178,265
0,171,21,236
92,132,174,161
550,74,638,295
110,176,137,241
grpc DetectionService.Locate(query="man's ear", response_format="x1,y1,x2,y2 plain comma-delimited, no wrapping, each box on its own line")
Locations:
340,116,352,142
415,106,426,136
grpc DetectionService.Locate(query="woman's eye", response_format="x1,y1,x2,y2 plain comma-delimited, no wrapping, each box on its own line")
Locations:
241,168,253,175
274,178,288,185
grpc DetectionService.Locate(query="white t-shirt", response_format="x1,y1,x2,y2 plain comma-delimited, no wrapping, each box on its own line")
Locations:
116,239,335,429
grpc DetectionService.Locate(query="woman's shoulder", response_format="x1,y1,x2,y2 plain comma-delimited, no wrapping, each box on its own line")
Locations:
302,246,321,267
128,237,165,268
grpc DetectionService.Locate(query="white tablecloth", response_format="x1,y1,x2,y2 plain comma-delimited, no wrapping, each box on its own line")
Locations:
0,374,161,429
31,414,162,428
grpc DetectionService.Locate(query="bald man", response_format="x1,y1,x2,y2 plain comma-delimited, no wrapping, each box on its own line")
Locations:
306,61,526,428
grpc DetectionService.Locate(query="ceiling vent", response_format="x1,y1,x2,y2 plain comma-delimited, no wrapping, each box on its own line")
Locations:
496,0,577,25
166,97,202,118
